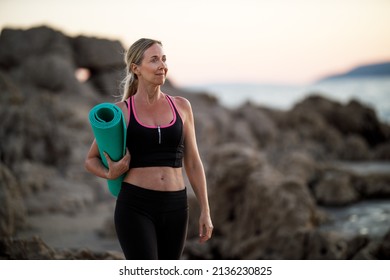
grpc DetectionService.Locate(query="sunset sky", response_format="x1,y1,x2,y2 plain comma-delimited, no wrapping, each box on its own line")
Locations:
1,0,389,86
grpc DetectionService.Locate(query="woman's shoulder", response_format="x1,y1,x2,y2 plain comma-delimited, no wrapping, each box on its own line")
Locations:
169,95,192,111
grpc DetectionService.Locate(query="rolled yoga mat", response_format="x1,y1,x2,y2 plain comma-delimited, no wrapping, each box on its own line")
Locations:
88,103,127,197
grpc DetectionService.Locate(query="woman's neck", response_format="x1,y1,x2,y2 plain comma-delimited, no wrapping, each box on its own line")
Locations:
136,83,162,105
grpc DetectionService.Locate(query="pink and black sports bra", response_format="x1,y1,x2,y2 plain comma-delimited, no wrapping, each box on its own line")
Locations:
125,95,184,168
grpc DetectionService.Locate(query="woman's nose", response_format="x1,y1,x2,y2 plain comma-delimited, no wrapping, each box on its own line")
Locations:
159,62,167,69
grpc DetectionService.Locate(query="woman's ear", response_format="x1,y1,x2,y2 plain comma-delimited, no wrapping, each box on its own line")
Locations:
131,63,140,76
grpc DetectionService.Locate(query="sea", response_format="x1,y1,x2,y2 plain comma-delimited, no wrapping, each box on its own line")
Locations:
186,77,390,124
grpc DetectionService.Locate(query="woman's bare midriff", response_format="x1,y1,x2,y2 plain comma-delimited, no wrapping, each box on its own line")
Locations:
123,166,185,191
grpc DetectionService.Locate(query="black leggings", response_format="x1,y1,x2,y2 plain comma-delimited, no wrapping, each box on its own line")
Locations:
114,182,189,260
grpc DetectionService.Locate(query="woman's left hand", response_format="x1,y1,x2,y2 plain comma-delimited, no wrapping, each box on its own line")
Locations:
199,211,213,243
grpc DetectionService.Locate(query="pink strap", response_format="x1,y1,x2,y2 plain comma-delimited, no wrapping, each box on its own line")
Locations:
126,98,131,127
166,95,184,122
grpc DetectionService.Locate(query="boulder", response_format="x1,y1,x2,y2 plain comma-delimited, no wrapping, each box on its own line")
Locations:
0,87,70,167
274,151,317,184
293,95,389,147
353,173,390,199
72,35,125,70
0,26,73,69
234,102,278,148
21,54,77,91
339,135,371,161
206,143,319,259
312,170,360,206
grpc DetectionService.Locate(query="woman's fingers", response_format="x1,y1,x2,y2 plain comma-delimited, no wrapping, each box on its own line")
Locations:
199,222,213,243
103,151,130,179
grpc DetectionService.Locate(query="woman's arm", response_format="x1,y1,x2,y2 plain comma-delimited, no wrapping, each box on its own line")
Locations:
84,139,130,180
175,96,213,243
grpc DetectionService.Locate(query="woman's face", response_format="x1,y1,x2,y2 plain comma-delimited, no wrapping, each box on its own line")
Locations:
135,43,168,86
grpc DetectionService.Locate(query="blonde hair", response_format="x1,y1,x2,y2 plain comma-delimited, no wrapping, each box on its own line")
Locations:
121,38,163,101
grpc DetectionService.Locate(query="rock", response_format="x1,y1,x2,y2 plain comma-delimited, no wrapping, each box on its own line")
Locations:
228,119,258,148
21,54,77,91
273,103,345,160
353,173,390,199
293,95,389,147
0,87,70,167
59,248,124,260
72,35,125,70
304,231,349,259
88,67,124,96
376,230,390,259
339,135,371,161
0,236,124,260
0,236,55,260
183,239,214,260
373,142,390,160
13,161,56,195
206,143,319,259
0,163,26,238
0,26,73,69
71,35,125,96
312,170,360,206
234,102,278,148
352,229,390,260
274,151,317,184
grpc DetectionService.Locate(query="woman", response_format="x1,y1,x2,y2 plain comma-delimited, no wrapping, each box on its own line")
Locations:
84,38,213,259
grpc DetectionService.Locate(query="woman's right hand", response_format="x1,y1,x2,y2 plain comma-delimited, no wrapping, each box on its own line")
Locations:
103,148,130,179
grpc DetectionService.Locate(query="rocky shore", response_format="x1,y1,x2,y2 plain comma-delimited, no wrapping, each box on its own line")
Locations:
1,26,389,260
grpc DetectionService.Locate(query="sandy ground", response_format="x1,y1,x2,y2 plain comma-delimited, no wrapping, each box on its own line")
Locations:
18,200,122,252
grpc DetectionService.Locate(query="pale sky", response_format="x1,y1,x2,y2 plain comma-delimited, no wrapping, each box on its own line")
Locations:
1,0,390,86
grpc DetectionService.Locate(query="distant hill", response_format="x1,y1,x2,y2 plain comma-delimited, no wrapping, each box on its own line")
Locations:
320,62,390,81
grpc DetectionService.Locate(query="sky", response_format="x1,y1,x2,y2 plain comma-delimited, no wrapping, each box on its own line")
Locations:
1,0,390,86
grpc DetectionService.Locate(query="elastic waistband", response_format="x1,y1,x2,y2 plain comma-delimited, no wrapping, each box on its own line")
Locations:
119,182,186,201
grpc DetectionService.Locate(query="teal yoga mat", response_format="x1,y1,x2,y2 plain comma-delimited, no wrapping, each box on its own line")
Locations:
88,103,127,197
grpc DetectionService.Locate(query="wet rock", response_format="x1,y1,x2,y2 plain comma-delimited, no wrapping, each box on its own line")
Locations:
353,173,390,199
312,170,360,206
304,231,349,259
376,230,390,259
352,229,390,260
